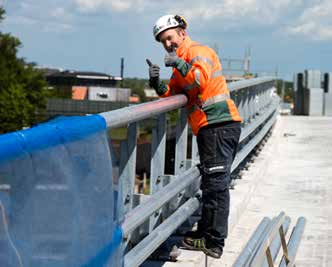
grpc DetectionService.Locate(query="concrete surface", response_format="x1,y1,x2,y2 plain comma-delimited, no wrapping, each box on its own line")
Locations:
160,116,332,267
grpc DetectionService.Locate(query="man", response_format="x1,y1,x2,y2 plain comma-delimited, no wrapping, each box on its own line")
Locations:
146,14,242,259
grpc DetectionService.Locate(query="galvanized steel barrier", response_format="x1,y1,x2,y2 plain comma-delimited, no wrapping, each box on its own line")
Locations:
99,77,279,266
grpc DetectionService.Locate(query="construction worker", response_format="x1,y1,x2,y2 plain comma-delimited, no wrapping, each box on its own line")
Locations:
146,15,242,259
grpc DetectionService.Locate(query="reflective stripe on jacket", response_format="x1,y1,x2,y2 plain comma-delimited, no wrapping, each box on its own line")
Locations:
160,36,242,135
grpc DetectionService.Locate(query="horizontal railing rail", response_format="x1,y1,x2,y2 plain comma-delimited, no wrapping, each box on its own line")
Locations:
100,94,188,128
121,167,200,237
98,77,279,267
124,197,200,267
100,77,275,128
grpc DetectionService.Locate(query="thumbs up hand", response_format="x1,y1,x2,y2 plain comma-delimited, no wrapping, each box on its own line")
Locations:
146,59,160,90
146,59,160,79
164,46,181,67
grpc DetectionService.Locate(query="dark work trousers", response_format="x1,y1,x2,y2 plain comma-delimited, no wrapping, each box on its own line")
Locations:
196,121,241,249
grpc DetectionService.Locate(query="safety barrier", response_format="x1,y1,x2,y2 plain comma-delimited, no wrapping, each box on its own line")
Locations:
98,76,279,266
0,76,278,267
233,212,306,267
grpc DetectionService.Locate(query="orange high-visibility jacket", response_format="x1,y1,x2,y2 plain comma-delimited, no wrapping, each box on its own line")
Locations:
159,36,242,135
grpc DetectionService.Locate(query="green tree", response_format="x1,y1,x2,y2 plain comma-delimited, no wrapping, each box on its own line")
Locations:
121,77,170,103
47,85,72,99
122,78,148,102
276,79,294,103
0,7,48,133
0,7,4,21
0,84,30,131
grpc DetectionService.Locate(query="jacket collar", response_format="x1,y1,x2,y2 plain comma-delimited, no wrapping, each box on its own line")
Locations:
176,36,192,58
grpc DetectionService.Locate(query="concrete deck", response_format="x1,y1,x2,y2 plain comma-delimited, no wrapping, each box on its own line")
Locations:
161,116,332,267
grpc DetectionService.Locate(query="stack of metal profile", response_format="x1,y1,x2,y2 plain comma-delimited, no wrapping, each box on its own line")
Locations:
293,72,305,115
323,72,332,116
304,70,324,116
293,69,327,116
304,88,324,116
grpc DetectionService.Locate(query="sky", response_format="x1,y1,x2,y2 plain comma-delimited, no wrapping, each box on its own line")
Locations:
1,0,331,81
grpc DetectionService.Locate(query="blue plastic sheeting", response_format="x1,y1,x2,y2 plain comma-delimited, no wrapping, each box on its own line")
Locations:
0,116,123,267
0,115,106,164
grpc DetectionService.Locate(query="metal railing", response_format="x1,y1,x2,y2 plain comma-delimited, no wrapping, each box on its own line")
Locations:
233,212,306,267
98,77,279,266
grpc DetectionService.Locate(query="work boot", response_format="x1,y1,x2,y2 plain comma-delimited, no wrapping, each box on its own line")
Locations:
182,236,223,259
183,230,203,246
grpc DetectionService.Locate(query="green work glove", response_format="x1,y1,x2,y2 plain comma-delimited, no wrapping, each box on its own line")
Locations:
164,51,182,67
146,59,160,90
146,59,167,95
164,50,191,77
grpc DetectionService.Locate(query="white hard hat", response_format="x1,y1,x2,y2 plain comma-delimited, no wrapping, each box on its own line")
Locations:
153,14,187,41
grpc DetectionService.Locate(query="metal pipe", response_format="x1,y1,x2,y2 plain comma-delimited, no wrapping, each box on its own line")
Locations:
124,197,200,267
245,216,278,266
100,94,187,129
228,77,275,92
232,217,271,267
121,167,200,237
279,217,306,267
250,211,286,267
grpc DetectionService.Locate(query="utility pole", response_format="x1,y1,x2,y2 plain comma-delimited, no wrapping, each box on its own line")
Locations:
244,46,251,75
120,57,124,88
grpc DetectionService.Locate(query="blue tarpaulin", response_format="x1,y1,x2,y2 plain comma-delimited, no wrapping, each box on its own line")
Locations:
0,115,122,267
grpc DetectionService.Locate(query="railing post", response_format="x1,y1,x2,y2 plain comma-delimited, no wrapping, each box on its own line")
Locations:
262,84,270,112
119,122,138,219
166,108,189,213
255,84,262,116
254,85,259,119
150,114,166,193
236,89,242,124
174,108,188,175
243,88,250,125
249,86,255,122
262,83,268,113
149,114,166,232
191,135,199,164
